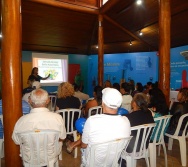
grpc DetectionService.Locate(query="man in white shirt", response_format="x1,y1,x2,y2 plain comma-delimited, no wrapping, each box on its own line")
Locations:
81,88,131,166
73,83,89,102
12,88,66,155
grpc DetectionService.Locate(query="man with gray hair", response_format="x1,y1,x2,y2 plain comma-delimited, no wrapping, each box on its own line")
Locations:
12,88,66,145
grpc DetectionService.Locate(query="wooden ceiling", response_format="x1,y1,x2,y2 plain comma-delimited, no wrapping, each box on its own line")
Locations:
5,0,188,54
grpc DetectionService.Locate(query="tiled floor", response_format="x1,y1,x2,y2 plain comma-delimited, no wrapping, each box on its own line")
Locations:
1,140,187,166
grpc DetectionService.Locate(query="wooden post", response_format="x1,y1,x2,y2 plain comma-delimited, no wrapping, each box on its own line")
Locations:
1,0,22,166
98,14,104,87
158,0,171,102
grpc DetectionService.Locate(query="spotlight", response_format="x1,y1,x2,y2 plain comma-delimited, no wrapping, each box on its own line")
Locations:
0,34,2,38
139,31,143,36
129,40,132,46
96,46,98,48
137,0,142,5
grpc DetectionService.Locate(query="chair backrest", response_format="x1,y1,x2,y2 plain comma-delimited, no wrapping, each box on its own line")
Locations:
56,109,81,134
17,129,60,166
86,97,94,104
173,113,188,137
0,115,3,139
169,98,175,110
152,115,172,144
126,123,155,158
85,137,132,167
88,106,103,118
48,95,57,112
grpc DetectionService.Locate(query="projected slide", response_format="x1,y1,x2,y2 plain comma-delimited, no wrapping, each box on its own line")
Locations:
38,59,63,82
32,53,68,86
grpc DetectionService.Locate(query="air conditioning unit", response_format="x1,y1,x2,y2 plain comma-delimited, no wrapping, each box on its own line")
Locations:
180,51,188,60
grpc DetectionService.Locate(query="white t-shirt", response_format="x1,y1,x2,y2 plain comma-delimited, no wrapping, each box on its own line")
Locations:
121,94,133,112
82,114,130,145
82,114,131,167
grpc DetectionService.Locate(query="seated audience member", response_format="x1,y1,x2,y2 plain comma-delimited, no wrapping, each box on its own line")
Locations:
81,88,131,166
12,89,66,154
131,82,143,97
22,81,41,103
56,82,81,141
113,83,120,92
56,82,81,110
128,79,135,94
22,79,35,95
66,86,102,152
73,83,89,102
148,88,169,117
148,88,169,141
83,85,103,117
66,85,103,153
120,82,132,113
103,80,112,88
143,82,153,95
125,93,154,153
166,87,188,135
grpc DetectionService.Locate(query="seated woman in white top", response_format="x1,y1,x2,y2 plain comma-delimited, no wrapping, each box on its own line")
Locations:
120,82,132,113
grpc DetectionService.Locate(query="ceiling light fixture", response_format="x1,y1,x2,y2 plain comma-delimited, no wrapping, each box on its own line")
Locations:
129,40,132,46
139,30,143,36
96,45,98,49
0,34,2,38
136,0,142,5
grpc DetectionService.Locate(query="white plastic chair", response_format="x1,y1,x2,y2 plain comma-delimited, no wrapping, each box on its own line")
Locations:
165,113,188,166
81,137,132,167
88,106,103,118
149,115,172,167
56,109,81,158
48,95,57,112
17,129,61,167
120,123,155,167
0,115,3,167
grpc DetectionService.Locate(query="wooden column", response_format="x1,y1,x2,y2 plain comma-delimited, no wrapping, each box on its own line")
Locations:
158,0,171,102
1,0,22,166
98,14,104,86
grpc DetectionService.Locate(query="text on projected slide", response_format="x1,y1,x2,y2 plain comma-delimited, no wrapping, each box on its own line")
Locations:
38,59,63,83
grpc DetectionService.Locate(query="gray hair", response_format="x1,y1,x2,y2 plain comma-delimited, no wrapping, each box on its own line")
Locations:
30,88,48,107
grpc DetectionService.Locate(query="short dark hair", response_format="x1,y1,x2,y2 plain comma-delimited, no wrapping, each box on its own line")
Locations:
121,82,131,93
113,83,120,91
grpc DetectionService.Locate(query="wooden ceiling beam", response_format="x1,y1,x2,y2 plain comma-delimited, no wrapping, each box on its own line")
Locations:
86,19,98,55
100,0,122,14
27,0,99,14
103,15,157,50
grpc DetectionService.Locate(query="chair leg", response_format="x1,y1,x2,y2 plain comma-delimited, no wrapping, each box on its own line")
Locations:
145,156,150,167
73,132,77,158
149,143,156,167
58,150,62,161
162,141,168,167
133,159,137,167
158,144,161,156
125,156,132,167
168,138,173,150
55,160,59,167
178,137,187,166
